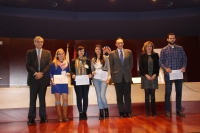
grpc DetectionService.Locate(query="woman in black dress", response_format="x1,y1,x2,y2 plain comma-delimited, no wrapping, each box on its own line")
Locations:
139,41,160,117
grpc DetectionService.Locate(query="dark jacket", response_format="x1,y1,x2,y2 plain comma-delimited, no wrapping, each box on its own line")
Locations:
139,53,160,76
71,58,92,84
26,49,52,85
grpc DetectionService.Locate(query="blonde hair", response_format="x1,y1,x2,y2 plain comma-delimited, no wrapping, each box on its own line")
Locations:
34,36,44,43
142,41,155,54
53,48,66,69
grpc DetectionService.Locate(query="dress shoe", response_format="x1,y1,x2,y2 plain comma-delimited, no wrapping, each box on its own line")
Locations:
40,118,48,123
119,112,124,118
125,113,132,118
152,114,157,117
176,111,185,117
27,118,35,125
166,111,171,117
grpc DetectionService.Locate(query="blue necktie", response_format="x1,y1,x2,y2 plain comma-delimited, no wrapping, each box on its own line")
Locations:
38,50,41,71
120,50,123,64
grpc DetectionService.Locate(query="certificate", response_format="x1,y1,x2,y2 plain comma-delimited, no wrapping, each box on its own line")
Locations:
75,75,90,85
169,69,183,80
93,69,108,81
54,75,68,84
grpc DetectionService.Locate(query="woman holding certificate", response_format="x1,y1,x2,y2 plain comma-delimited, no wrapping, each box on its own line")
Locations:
50,48,70,122
71,46,92,121
91,44,111,120
139,41,160,117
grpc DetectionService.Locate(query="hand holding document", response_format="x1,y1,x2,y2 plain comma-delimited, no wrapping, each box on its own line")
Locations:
54,75,68,84
75,75,90,85
93,69,108,81
169,69,183,80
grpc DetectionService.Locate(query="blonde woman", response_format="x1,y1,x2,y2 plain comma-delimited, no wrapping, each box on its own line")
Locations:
50,48,70,121
139,41,160,117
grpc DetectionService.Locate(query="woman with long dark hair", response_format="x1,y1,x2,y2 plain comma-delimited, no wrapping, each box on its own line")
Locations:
91,44,111,120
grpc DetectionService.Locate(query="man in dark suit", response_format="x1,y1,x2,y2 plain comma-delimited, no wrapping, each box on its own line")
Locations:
26,36,52,125
109,37,133,118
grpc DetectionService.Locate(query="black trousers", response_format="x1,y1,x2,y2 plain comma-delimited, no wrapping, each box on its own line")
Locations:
74,82,90,113
28,82,48,119
114,76,132,113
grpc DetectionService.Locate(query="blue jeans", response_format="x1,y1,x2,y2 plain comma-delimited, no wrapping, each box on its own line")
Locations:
93,78,108,109
164,75,183,112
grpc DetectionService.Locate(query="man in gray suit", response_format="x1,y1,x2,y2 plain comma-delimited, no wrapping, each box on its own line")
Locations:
109,37,133,118
26,36,52,125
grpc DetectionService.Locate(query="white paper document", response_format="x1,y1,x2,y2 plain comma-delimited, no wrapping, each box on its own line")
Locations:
169,69,183,80
93,69,108,81
54,75,68,84
75,75,90,85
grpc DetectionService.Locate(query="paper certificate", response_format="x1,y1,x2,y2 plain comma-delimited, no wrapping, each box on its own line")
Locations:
75,75,90,85
54,75,68,84
93,69,108,81
169,69,183,80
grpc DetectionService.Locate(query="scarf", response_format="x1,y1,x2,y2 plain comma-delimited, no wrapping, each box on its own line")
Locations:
58,60,68,70
75,56,87,75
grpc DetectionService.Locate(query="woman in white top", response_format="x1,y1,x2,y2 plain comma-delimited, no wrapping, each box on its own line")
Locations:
91,44,111,120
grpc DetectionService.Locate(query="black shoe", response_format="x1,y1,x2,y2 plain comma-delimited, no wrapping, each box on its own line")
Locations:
119,112,124,118
79,112,83,121
40,118,48,123
27,118,35,125
83,112,87,120
166,111,171,117
125,113,132,118
152,113,157,117
99,109,104,120
146,113,150,117
104,108,109,118
176,111,185,117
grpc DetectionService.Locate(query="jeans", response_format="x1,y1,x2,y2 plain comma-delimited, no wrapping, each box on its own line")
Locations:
164,75,183,112
74,81,90,113
93,78,108,109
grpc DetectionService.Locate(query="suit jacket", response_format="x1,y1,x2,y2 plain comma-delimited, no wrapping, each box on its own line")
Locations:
109,49,133,83
26,49,52,85
91,55,111,79
139,53,160,76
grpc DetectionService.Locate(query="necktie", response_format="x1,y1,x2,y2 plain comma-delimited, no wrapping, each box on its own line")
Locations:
38,50,41,71
120,50,123,65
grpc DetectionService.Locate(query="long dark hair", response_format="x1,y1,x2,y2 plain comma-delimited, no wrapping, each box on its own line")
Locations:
94,44,105,66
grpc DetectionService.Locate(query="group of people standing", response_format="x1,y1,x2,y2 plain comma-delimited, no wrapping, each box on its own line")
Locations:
26,33,187,125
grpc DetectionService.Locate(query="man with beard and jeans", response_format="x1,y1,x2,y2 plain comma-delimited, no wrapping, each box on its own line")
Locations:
159,33,187,117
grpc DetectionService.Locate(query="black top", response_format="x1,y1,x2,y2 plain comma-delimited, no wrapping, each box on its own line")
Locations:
139,53,160,76
71,58,92,80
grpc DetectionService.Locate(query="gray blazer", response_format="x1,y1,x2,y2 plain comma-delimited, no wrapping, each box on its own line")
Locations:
109,49,133,83
91,55,111,79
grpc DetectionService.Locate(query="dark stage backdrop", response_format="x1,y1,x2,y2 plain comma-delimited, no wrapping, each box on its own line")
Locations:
0,36,200,87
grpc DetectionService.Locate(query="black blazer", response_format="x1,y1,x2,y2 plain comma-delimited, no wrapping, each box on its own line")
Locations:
26,49,52,85
71,58,92,79
139,53,160,76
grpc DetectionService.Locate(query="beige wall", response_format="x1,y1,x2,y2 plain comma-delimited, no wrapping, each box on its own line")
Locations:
0,82,200,109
